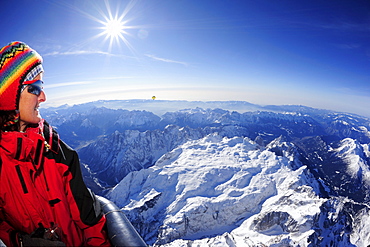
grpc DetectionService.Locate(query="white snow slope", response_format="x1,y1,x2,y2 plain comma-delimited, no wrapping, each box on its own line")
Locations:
107,134,333,246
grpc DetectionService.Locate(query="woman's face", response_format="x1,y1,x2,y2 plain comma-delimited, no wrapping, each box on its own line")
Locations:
18,73,46,131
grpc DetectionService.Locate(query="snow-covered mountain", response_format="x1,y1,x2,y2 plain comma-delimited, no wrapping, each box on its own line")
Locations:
107,134,325,245
106,134,370,246
40,100,370,246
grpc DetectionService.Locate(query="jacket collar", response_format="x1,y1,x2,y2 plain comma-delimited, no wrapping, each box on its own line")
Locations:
0,128,45,166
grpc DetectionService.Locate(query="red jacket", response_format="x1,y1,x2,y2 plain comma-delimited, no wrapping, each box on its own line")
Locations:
0,121,110,246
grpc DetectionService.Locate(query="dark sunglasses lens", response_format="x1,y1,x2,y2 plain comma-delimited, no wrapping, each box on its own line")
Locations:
27,84,42,96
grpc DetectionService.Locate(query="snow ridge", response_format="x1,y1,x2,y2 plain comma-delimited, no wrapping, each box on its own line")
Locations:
107,135,330,246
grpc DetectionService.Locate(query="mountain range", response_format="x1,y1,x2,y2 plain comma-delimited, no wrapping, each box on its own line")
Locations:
40,100,370,246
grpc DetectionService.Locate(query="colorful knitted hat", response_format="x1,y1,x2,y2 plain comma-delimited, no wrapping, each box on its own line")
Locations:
0,41,43,111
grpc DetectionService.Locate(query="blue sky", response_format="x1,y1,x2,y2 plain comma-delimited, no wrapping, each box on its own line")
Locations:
1,0,370,117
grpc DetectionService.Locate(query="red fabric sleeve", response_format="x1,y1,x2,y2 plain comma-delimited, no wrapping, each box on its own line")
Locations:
83,215,110,246
0,220,16,247
65,186,110,246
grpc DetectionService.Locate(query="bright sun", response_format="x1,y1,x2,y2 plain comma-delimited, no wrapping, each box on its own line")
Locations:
91,0,137,52
101,17,128,45
104,19,126,38
62,0,141,53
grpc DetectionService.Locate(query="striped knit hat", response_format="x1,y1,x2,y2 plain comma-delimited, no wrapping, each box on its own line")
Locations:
0,41,43,111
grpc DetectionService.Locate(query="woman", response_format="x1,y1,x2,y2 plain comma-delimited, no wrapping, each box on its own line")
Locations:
0,41,110,246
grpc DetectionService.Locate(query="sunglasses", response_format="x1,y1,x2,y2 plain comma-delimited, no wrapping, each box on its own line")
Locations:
21,80,44,96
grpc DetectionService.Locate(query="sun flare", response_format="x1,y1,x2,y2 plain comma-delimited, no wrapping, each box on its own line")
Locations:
103,18,127,38
99,16,129,47
90,0,137,52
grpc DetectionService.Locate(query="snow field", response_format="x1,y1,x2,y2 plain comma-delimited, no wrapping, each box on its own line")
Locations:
108,134,327,246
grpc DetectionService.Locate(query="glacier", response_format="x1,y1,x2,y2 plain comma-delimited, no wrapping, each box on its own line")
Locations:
39,100,370,246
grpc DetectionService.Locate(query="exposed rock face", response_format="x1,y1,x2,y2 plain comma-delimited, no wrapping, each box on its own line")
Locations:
252,211,299,233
